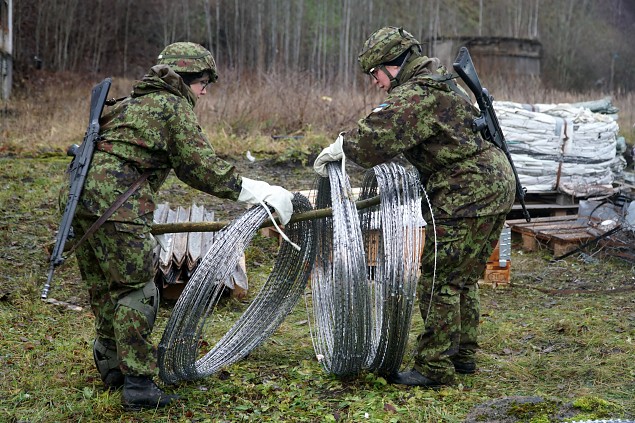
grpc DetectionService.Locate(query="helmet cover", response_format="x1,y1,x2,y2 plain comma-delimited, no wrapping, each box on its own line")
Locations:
358,27,420,74
157,42,218,82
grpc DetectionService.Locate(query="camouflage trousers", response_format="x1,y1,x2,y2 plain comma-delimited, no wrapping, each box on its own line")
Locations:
414,213,507,384
74,218,159,378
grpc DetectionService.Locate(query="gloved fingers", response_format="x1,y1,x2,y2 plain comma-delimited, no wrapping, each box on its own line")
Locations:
238,177,270,204
313,151,333,177
313,133,345,177
263,186,294,225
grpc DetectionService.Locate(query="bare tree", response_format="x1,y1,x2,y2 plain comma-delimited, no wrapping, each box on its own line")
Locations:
10,0,635,92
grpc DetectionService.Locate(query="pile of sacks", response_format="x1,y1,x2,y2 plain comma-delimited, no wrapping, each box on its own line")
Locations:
495,98,625,197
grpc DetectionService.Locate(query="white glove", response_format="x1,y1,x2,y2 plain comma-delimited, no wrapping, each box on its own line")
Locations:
313,133,345,177
238,177,294,225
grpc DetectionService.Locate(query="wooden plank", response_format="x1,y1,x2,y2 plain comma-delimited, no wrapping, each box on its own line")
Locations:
552,240,580,257
521,233,538,251
508,214,601,256
507,215,579,225
548,232,594,242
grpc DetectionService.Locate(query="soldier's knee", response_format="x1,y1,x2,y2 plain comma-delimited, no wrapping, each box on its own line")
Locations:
116,281,160,329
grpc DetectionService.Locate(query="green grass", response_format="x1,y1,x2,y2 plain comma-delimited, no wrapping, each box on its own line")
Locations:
1,156,634,422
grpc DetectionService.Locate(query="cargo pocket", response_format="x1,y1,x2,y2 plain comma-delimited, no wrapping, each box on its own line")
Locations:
110,221,155,287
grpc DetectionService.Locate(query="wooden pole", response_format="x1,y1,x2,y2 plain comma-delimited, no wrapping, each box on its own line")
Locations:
151,195,381,235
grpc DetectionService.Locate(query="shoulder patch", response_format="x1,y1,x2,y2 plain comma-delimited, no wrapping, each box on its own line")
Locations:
372,103,390,113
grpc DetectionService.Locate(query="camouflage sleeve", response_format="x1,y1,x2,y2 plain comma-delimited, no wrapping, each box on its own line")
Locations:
342,90,437,168
166,101,241,200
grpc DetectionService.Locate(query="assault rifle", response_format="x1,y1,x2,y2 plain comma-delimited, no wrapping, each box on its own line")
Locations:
42,77,112,299
453,47,531,222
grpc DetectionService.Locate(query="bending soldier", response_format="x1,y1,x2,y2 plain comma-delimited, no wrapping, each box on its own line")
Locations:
67,42,293,410
314,27,515,388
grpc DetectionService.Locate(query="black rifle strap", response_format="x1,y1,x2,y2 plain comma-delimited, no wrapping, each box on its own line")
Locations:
67,171,152,256
421,73,473,104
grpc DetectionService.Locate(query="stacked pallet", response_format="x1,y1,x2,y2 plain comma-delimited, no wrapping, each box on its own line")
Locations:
506,215,603,258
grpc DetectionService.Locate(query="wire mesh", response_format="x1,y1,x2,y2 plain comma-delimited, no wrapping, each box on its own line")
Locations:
158,193,316,384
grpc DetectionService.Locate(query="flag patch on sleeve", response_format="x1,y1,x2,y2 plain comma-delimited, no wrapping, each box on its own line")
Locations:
372,103,389,113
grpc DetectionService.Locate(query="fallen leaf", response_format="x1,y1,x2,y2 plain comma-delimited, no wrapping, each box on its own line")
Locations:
384,403,397,413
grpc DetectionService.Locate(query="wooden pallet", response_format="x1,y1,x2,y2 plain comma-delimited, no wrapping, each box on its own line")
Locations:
507,215,599,257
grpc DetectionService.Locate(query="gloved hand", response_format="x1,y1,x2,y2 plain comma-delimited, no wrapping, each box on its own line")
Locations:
238,177,294,225
313,133,345,177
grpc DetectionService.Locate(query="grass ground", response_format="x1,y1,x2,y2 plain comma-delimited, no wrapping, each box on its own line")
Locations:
1,75,634,422
0,155,634,423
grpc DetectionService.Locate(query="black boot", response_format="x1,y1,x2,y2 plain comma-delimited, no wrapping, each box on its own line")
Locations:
388,369,445,388
103,369,125,390
122,375,179,411
92,340,124,390
452,359,476,374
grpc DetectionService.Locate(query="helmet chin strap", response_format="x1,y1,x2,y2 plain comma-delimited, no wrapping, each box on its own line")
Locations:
385,50,412,91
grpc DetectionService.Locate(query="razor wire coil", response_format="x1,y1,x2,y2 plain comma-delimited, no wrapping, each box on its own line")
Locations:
308,161,424,377
359,163,424,376
309,162,371,376
159,193,316,384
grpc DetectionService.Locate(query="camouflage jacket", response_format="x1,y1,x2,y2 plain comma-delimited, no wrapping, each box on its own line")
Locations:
343,67,515,219
75,65,241,225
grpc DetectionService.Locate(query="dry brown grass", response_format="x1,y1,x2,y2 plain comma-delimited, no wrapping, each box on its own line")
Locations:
1,69,633,157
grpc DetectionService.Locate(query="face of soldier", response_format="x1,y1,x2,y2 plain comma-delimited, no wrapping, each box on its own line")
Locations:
189,77,212,98
370,65,399,93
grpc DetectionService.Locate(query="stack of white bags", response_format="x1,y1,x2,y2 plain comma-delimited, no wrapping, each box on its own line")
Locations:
495,99,625,197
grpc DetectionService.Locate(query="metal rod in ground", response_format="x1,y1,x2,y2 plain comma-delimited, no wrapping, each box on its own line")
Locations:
151,194,381,235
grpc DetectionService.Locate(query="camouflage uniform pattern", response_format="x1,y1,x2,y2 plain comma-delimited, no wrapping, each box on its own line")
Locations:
79,64,241,225
416,214,507,384
342,54,515,384
74,219,159,377
70,63,243,378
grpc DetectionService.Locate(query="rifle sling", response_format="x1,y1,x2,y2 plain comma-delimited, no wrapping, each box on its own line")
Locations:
67,171,152,256
421,73,473,104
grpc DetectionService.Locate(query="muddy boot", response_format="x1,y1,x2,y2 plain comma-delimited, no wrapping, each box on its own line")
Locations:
388,369,445,388
122,375,179,411
103,369,125,390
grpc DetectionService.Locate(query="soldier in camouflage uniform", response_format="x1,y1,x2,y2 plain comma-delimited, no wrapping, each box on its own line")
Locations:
70,42,294,410
314,27,515,388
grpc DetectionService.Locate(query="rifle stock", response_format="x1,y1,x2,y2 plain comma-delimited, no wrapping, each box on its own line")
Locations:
453,47,531,222
42,78,112,299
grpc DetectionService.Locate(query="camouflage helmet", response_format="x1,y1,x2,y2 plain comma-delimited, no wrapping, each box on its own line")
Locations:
157,42,218,82
358,27,420,74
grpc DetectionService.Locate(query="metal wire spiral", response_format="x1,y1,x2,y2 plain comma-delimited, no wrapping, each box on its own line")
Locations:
158,193,316,384
308,161,423,377
309,162,371,376
358,163,424,376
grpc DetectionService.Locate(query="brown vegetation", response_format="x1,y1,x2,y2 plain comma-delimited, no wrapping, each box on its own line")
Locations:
1,70,633,159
